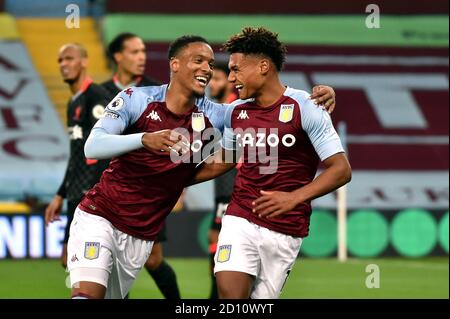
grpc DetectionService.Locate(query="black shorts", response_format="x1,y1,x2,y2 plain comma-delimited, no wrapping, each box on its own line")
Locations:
63,200,79,244
210,199,230,231
155,223,167,243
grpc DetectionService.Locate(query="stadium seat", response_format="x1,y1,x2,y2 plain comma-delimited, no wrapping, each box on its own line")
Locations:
0,12,19,40
0,178,25,201
5,0,89,17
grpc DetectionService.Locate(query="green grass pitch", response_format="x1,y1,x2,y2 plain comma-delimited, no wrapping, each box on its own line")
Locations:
0,257,447,298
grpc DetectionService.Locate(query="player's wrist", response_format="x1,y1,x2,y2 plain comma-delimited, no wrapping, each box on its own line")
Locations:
291,189,306,206
140,132,148,146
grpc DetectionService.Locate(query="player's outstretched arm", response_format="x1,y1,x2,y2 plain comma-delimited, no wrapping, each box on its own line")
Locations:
253,152,351,219
84,127,145,159
310,85,336,114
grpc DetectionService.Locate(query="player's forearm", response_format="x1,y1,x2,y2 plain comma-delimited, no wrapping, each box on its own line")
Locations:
190,148,237,185
84,127,144,159
191,162,236,186
292,155,351,205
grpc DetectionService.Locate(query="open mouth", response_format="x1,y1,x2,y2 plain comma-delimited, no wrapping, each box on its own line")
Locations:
195,76,208,87
235,84,243,90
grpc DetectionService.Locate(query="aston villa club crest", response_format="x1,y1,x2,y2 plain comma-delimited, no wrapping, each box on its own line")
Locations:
84,242,100,260
192,113,205,132
217,245,232,263
279,104,294,123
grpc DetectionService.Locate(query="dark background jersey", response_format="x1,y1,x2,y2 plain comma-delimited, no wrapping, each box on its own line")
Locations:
56,80,111,203
211,168,237,229
101,75,160,98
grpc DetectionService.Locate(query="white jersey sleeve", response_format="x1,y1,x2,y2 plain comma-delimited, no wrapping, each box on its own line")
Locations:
84,87,149,159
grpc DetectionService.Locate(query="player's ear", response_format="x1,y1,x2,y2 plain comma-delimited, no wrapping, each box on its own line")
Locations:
81,57,88,68
259,59,269,75
170,57,180,73
113,52,122,64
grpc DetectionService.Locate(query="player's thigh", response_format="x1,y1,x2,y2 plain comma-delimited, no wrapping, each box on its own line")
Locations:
251,230,302,299
113,231,153,298
67,208,114,291
214,215,259,277
216,271,254,299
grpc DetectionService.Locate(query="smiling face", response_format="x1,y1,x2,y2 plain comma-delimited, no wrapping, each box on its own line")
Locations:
228,53,265,100
170,42,215,97
58,46,86,84
114,37,146,77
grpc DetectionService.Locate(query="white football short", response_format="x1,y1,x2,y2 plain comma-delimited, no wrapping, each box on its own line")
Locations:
67,207,153,299
214,215,302,299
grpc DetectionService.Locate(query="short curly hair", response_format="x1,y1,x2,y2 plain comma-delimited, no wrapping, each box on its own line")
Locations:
168,35,210,60
223,27,287,71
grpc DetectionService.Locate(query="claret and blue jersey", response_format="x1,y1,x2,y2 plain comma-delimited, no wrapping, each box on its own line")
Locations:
80,85,227,240
80,84,344,241
222,87,344,237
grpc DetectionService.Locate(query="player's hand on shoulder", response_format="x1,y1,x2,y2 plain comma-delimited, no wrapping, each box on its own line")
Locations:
310,85,336,114
142,129,190,155
252,190,299,219
44,195,63,226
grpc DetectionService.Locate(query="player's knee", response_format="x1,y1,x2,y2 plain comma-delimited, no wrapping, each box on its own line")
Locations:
218,284,250,299
72,292,95,299
145,254,163,271
216,272,252,299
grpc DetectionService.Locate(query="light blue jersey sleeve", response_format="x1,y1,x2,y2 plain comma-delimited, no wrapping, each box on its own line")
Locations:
293,89,344,161
84,87,150,159
220,103,238,151
196,96,230,133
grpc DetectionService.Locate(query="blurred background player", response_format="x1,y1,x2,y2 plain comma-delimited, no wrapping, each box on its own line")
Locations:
44,43,110,268
102,32,159,95
206,61,337,298
102,32,180,299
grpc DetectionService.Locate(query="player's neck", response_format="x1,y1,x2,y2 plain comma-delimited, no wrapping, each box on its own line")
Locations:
166,82,196,115
254,77,285,107
116,71,139,87
69,73,88,95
